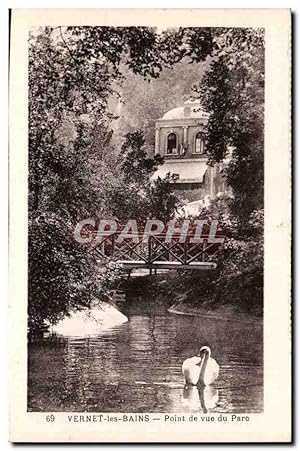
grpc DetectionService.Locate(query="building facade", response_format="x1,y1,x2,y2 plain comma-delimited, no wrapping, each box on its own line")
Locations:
152,99,230,203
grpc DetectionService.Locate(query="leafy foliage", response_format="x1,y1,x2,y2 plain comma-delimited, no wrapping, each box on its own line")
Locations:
109,130,180,221
172,204,264,316
28,26,189,327
28,214,94,328
196,28,264,219
28,26,265,327
147,174,180,222
120,131,163,184
215,209,264,314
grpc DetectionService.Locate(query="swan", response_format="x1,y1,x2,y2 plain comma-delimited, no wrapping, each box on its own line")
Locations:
182,346,219,386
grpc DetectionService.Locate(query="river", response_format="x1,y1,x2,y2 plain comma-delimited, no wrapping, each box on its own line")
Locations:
28,298,263,413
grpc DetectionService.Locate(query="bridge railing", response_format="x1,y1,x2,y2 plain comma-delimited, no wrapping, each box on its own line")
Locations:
89,232,224,267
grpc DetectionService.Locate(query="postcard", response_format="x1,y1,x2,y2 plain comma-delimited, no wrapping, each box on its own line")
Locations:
9,8,291,442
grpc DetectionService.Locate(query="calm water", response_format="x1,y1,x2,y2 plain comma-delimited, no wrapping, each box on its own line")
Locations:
28,302,263,413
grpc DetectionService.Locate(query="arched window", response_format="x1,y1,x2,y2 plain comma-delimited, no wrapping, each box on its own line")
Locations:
167,133,177,154
195,132,205,154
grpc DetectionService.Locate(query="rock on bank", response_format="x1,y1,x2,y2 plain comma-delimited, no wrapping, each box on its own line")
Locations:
51,303,128,337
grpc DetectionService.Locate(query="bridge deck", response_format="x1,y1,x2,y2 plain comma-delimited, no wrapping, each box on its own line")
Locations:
116,260,217,270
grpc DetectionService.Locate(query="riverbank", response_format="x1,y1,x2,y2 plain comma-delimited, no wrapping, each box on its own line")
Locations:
50,301,128,337
121,270,263,321
168,301,262,323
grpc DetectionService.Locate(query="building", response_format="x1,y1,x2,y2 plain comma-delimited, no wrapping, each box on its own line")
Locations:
152,99,230,207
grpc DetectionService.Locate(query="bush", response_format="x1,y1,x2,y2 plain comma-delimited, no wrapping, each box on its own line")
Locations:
180,206,264,315
28,213,122,329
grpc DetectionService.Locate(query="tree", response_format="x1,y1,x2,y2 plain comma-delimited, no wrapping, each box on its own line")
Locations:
28,25,265,326
29,26,167,216
27,26,176,327
147,173,180,222
195,28,264,219
119,131,163,184
109,130,180,221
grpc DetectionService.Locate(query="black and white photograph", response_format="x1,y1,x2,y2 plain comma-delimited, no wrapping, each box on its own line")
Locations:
8,8,291,443
27,23,264,415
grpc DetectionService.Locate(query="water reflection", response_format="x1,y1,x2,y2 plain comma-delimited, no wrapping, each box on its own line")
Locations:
182,385,219,413
28,311,263,413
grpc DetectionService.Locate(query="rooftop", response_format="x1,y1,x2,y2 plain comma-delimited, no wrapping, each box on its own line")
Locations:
160,99,210,121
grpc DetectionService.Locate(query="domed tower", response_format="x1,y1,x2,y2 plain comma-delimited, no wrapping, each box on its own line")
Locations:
152,99,216,196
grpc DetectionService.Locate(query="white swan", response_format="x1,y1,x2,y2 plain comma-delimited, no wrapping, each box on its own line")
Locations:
182,346,219,386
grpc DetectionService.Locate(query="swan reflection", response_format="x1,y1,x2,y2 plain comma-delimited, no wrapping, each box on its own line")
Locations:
182,385,219,412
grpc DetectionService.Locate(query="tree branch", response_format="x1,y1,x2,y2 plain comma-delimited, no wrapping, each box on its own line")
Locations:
59,26,77,64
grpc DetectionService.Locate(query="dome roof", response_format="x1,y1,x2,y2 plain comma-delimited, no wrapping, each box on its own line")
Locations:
161,99,209,121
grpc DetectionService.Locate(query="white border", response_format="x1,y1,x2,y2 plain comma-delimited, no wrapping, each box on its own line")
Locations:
7,6,290,441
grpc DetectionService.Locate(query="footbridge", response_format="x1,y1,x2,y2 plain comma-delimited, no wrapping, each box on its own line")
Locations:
89,232,224,271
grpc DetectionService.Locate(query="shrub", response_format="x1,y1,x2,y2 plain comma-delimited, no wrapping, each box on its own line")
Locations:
28,213,122,329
